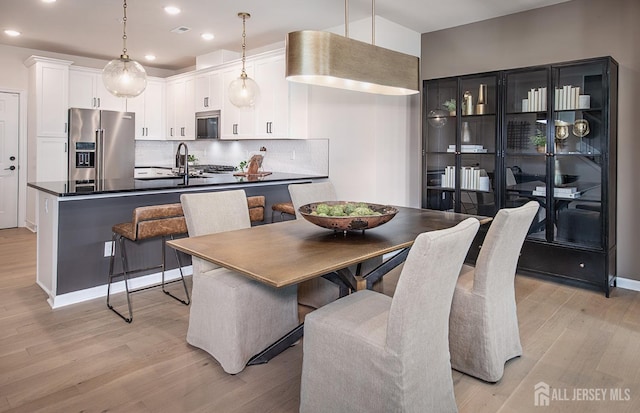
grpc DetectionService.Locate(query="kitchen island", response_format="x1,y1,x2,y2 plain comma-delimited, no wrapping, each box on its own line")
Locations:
28,172,327,308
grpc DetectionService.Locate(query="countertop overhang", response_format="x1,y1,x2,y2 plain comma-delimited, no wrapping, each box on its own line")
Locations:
28,172,328,198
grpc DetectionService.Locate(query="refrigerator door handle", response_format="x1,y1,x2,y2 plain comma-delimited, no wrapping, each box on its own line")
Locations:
97,129,104,181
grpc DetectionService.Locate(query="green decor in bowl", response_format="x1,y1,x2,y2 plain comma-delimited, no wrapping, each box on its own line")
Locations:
298,201,399,231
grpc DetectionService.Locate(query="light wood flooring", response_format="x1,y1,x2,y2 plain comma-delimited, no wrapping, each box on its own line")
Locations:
1,227,640,412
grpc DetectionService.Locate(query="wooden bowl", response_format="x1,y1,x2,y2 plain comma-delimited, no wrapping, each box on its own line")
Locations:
298,201,398,231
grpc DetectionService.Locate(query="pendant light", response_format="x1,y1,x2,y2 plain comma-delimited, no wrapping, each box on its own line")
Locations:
285,0,419,96
228,12,260,108
102,0,147,98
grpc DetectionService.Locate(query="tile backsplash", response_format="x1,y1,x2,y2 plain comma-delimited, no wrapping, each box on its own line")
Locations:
135,139,329,175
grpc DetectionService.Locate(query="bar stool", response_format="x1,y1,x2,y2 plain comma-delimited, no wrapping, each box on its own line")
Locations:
107,203,190,323
247,195,266,223
271,201,295,222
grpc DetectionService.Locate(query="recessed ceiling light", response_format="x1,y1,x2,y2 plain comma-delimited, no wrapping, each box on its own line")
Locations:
4,30,21,37
164,6,181,15
145,55,156,61
42,0,57,3
201,33,214,41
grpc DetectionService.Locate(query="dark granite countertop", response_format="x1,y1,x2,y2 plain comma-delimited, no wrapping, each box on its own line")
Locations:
28,172,327,197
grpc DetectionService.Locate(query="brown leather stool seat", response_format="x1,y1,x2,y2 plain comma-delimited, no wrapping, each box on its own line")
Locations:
271,201,295,222
247,195,266,223
107,203,190,323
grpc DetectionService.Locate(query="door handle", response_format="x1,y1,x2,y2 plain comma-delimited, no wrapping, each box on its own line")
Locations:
4,166,16,171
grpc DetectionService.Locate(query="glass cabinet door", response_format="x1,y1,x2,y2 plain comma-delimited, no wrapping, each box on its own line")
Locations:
458,74,498,216
503,68,548,241
424,78,457,212
551,61,607,248
423,74,498,217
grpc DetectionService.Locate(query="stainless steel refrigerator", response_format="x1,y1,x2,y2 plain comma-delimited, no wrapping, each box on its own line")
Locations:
68,108,135,182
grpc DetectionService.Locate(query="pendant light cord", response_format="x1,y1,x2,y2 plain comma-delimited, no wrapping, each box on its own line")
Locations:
122,0,128,57
240,13,248,78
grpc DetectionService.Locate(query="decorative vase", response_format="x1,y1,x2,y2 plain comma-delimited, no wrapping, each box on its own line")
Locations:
554,158,564,186
476,84,487,114
462,121,472,143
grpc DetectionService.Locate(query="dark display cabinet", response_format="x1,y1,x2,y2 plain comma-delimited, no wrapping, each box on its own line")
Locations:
422,56,618,296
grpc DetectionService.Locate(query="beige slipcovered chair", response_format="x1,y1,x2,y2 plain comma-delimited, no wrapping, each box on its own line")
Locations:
180,190,298,374
300,218,480,413
449,200,539,382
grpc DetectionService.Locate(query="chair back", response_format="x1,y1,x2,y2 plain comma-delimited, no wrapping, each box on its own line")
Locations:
288,182,337,219
131,203,187,241
180,190,251,273
472,200,539,294
386,218,479,377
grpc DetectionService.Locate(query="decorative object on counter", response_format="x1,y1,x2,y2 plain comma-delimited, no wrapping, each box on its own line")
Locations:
233,154,272,178
444,99,456,116
228,12,260,108
573,119,590,137
529,130,547,153
102,0,147,98
285,0,419,96
463,91,473,115
237,160,248,173
476,84,487,115
462,121,472,143
298,201,398,232
187,154,198,165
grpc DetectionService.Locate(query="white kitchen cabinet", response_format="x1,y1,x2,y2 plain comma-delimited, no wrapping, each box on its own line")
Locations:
36,137,67,182
194,70,222,112
127,77,165,140
69,67,126,111
24,56,72,138
166,75,195,140
254,54,289,137
221,63,256,139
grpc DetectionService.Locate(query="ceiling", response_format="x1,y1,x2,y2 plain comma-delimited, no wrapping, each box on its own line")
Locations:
1,0,570,71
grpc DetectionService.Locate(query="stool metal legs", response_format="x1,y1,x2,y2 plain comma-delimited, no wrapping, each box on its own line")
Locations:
161,234,190,306
107,233,190,323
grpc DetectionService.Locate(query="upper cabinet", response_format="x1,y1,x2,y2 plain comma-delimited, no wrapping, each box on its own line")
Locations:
166,74,195,140
69,67,126,111
217,50,308,139
194,70,222,112
25,56,72,138
220,63,257,139
126,77,165,140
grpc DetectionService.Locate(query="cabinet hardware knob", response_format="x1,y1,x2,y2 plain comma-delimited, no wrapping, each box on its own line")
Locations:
579,263,585,268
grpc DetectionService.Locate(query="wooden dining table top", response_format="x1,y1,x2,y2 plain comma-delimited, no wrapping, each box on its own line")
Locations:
167,206,491,288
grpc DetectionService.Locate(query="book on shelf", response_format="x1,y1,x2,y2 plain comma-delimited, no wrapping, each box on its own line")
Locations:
535,185,577,194
532,187,581,198
446,144,487,153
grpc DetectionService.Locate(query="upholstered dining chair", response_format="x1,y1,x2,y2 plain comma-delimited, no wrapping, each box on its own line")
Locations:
288,181,382,308
180,190,298,374
449,200,539,383
299,218,480,413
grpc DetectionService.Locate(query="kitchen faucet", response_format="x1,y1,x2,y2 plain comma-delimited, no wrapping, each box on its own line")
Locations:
175,142,189,184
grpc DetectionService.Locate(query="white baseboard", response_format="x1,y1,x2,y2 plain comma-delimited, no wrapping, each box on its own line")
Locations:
47,266,193,309
616,277,640,293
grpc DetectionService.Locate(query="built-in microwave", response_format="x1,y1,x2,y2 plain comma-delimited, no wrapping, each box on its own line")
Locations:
195,110,220,139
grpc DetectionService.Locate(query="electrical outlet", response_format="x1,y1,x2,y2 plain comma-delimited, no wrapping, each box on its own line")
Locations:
104,241,114,257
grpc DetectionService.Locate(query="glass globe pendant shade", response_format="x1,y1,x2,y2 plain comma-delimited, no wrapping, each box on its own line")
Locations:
427,109,448,128
102,55,147,98
229,73,260,108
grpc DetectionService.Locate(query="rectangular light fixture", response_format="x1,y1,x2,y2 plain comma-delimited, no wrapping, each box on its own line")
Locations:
285,30,419,96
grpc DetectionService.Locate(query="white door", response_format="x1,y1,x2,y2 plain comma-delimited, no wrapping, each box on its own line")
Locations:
0,92,19,228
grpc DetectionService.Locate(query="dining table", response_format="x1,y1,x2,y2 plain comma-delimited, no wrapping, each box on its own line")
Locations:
167,205,492,366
